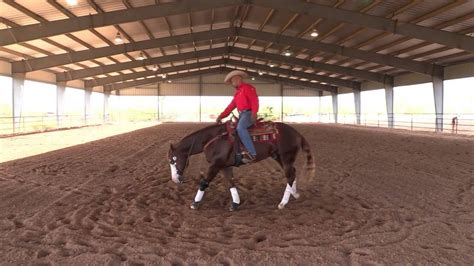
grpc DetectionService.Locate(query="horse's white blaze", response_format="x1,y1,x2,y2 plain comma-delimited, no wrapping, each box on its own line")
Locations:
170,163,180,183
230,187,240,204
194,189,205,202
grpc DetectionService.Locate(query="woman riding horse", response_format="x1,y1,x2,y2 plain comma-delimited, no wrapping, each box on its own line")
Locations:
216,70,259,164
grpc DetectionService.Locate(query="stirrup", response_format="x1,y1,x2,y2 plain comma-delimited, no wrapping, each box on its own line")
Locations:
242,153,256,164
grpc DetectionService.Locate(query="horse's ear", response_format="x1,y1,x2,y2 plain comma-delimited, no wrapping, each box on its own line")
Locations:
169,142,175,150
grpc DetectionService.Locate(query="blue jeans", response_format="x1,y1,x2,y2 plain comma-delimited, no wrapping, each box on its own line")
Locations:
237,110,257,156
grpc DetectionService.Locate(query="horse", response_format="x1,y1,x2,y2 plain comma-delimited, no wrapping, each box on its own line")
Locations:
167,120,315,211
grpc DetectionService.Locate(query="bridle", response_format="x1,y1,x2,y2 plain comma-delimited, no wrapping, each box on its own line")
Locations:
170,135,198,177
184,136,197,170
170,122,227,180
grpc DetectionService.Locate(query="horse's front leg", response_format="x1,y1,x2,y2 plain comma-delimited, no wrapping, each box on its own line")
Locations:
222,167,240,212
190,165,220,210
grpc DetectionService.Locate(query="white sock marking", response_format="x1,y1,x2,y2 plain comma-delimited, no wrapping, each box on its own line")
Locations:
280,184,292,206
291,181,297,195
194,189,205,202
230,187,240,204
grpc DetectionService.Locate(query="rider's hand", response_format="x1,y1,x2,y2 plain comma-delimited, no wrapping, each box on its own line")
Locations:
216,117,222,124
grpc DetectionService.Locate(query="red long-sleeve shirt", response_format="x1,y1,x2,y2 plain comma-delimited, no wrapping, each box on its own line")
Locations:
218,82,259,119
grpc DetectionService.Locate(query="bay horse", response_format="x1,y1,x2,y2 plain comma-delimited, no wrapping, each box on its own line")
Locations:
167,120,315,211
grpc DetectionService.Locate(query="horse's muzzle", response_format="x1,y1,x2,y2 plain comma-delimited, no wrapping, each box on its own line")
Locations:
170,163,184,184
173,176,185,184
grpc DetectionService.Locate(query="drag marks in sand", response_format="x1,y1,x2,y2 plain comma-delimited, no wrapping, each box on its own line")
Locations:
0,123,473,264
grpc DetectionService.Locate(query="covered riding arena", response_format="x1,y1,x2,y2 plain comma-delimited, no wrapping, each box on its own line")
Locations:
0,0,473,264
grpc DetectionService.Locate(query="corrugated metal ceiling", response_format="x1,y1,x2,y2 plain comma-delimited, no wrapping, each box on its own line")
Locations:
0,0,472,90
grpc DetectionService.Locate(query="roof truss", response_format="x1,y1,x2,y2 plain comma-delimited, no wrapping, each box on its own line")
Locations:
13,27,442,78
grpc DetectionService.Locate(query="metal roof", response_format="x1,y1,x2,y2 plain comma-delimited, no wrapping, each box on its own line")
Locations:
0,0,473,92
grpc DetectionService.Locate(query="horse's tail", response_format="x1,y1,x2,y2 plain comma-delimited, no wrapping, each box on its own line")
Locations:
300,134,316,178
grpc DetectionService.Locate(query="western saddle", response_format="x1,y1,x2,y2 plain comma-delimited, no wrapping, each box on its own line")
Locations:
225,118,279,143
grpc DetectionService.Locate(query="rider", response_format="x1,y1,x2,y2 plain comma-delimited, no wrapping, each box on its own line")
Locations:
216,70,259,163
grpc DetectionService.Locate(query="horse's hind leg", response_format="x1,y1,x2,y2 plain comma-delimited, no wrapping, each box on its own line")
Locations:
278,165,299,209
222,167,240,211
277,147,300,209
190,165,220,210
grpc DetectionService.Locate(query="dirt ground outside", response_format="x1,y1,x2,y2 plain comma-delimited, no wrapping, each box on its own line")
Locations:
0,123,472,264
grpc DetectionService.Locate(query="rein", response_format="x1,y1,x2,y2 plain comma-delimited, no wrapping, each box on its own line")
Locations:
180,123,227,176
184,135,197,170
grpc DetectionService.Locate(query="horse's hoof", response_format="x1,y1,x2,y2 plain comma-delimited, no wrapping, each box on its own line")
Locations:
190,201,200,210
278,203,285,209
229,202,240,212
292,192,301,199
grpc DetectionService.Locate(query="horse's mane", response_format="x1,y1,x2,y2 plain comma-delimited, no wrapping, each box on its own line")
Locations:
180,123,223,143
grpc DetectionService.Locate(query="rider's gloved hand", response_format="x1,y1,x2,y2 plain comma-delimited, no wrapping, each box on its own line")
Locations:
216,117,222,124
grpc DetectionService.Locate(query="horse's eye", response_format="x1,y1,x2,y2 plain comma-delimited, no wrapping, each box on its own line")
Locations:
170,156,177,164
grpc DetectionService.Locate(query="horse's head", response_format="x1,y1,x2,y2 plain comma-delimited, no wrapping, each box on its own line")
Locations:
167,143,188,184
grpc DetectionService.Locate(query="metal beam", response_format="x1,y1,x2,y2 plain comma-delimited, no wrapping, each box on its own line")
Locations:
15,25,434,78
85,59,227,87
384,77,394,128
84,87,92,124
56,81,67,127
105,68,223,91
12,73,26,133
199,75,202,122
253,0,474,52
16,26,437,78
245,72,337,93
13,28,236,73
58,46,383,86
229,47,388,83
87,56,355,91
222,66,337,93
331,90,338,123
5,0,132,75
226,59,359,89
103,91,110,123
58,47,228,82
237,28,444,76
432,66,444,132
156,83,161,121
0,0,242,46
91,58,337,92
353,86,361,125
106,66,336,92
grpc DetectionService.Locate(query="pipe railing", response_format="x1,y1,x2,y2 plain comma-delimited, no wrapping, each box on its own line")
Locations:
323,113,474,134
0,114,107,136
1,112,473,136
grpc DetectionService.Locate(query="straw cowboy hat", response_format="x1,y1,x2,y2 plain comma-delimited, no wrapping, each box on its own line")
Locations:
224,70,248,84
